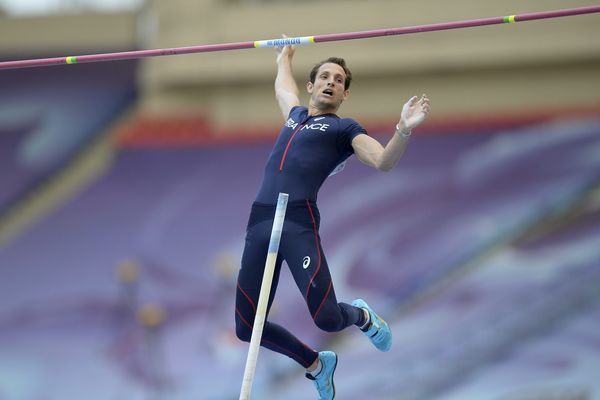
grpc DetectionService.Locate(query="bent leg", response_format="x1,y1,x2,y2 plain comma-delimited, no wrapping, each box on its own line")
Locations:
281,202,365,333
235,216,318,368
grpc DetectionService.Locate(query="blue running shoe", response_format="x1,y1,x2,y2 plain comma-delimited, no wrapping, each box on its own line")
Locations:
352,298,392,352
305,351,338,400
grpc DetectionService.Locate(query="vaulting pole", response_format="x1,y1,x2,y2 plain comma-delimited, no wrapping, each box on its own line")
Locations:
0,6,600,69
0,5,598,70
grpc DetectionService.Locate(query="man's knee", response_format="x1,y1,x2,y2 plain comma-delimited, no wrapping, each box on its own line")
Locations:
313,312,344,333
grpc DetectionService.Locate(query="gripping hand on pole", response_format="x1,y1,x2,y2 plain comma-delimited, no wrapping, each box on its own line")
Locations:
275,35,301,120
275,34,296,64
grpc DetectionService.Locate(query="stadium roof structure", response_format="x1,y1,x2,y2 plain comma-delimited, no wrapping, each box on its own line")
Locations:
0,0,143,16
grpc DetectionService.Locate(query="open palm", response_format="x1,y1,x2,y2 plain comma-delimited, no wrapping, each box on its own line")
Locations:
399,94,430,131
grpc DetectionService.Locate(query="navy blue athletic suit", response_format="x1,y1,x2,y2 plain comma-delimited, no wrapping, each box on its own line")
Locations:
235,106,367,368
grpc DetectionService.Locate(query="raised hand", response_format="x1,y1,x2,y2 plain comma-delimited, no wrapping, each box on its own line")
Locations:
275,34,295,64
398,94,431,132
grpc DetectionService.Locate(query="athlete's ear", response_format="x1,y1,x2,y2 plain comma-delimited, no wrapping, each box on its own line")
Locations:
306,81,314,94
342,89,350,101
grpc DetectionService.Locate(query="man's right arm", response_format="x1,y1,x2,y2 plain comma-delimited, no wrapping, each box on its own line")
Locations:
275,43,300,120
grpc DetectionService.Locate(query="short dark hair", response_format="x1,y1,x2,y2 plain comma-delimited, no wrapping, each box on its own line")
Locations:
309,57,352,90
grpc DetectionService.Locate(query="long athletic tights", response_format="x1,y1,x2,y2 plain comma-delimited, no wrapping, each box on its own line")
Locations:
235,200,364,368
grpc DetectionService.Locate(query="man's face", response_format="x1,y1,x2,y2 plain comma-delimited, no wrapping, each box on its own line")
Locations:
307,62,349,111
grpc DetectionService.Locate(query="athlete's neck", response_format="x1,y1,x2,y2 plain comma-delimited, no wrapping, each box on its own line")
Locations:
307,103,338,117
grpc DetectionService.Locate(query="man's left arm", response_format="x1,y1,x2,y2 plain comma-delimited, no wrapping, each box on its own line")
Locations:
352,94,430,171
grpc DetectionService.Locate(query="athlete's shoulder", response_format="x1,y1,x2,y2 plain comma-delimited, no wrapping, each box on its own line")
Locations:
288,105,308,118
338,116,360,125
338,116,367,135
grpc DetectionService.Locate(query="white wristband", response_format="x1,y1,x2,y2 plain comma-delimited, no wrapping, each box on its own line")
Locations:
395,124,411,138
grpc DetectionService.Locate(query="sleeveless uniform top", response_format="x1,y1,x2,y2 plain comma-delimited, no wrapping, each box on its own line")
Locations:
255,106,367,204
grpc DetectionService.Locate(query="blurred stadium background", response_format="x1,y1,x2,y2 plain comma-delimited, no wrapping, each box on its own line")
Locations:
1,1,599,399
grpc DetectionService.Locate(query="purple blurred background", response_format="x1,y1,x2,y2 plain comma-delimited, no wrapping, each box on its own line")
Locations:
1,59,600,400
